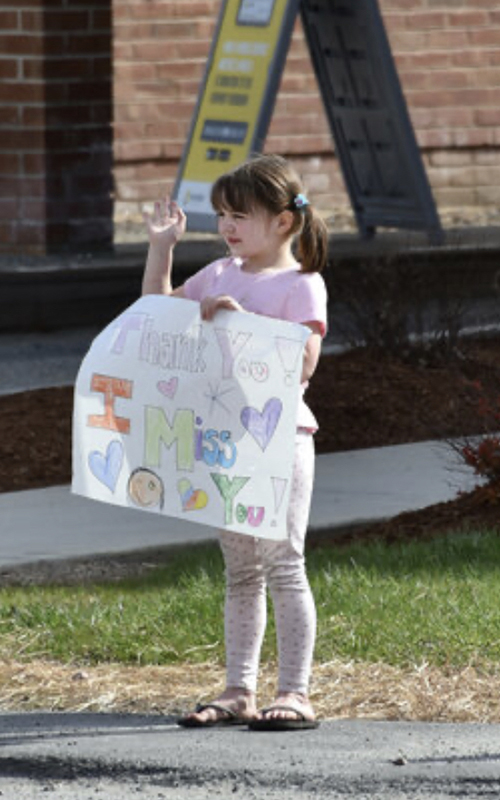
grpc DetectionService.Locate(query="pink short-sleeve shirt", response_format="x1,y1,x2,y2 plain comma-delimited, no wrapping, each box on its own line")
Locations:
183,257,328,431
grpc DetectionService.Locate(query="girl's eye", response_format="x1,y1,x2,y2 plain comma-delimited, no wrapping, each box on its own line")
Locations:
216,210,247,221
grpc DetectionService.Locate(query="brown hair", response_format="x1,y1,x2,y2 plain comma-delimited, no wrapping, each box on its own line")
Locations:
210,154,328,273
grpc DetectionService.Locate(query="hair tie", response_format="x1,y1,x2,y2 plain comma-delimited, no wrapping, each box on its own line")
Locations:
293,193,309,211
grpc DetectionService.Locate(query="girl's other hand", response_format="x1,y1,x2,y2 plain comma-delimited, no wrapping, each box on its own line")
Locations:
200,295,244,321
143,197,186,248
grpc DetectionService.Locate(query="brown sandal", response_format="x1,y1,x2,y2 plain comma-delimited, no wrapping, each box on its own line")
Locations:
177,702,247,728
248,705,319,731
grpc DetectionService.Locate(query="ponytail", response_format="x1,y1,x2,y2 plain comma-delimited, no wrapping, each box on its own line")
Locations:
296,206,328,274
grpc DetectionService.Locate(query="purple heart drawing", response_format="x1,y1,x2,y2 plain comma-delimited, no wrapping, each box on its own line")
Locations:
241,398,283,451
88,440,124,492
157,377,178,399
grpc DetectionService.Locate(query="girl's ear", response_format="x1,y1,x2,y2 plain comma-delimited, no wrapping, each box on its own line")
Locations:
275,209,294,236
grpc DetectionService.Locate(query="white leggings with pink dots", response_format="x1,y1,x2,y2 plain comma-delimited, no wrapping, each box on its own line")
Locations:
218,432,316,697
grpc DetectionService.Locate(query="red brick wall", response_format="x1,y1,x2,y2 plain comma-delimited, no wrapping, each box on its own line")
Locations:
0,3,44,251
383,0,500,216
2,1,497,251
113,0,221,217
113,0,500,227
0,0,113,254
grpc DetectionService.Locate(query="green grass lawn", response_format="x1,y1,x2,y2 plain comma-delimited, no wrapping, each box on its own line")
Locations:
1,529,500,670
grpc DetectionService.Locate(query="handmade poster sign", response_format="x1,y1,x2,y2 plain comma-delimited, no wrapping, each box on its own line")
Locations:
72,295,309,540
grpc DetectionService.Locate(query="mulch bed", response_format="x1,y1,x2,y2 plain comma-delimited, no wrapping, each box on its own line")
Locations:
0,335,499,553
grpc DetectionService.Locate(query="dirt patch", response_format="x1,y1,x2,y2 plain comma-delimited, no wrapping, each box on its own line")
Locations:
310,336,500,455
0,386,73,494
2,658,500,722
2,337,500,493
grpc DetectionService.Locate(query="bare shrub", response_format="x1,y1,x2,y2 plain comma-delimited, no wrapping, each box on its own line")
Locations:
449,381,500,506
327,252,466,365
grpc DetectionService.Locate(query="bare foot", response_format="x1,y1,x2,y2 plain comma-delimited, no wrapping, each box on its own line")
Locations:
179,687,257,727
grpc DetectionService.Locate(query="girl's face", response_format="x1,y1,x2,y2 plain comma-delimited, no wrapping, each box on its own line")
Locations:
216,207,277,261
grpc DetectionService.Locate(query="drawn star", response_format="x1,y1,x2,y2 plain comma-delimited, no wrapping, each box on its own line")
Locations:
203,381,235,416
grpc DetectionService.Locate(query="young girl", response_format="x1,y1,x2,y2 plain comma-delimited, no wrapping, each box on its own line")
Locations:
142,154,328,731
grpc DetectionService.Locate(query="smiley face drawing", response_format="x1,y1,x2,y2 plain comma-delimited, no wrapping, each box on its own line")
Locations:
127,468,165,510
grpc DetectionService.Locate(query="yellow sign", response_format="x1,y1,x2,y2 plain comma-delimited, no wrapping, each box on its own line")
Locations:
175,0,299,227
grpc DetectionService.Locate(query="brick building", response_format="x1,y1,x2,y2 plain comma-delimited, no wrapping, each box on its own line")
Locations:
1,0,500,254
0,1,113,254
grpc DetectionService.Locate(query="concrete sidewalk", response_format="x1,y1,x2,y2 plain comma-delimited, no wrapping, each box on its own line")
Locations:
0,438,477,569
0,324,479,569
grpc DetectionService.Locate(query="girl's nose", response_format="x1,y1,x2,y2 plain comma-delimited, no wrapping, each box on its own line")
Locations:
219,216,234,233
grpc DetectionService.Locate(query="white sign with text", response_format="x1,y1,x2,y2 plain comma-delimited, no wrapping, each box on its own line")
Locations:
72,295,308,540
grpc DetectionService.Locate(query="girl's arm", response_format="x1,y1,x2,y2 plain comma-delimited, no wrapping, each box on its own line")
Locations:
302,323,323,383
142,197,187,296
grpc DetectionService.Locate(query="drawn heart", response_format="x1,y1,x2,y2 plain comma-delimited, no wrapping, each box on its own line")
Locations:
157,377,178,399
240,397,283,451
88,440,124,492
177,478,208,512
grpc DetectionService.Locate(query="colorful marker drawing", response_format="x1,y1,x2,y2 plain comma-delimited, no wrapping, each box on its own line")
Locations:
250,361,269,382
88,440,124,492
240,397,283,451
128,467,165,509
275,336,305,386
73,295,309,540
157,377,179,399
177,478,209,512
271,476,288,518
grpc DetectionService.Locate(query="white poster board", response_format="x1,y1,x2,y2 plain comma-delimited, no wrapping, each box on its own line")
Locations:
72,295,308,540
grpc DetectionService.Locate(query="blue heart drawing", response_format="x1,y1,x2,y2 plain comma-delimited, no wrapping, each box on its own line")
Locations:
241,397,283,451
88,440,124,492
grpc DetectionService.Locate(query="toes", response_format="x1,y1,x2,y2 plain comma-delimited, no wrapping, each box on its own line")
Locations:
259,703,315,723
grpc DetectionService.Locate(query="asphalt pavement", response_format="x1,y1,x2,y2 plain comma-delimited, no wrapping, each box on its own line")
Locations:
1,713,500,799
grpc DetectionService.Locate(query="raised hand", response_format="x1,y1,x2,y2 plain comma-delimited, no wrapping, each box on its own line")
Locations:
143,197,186,248
142,196,187,296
